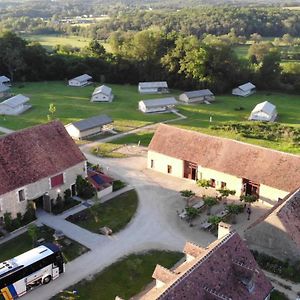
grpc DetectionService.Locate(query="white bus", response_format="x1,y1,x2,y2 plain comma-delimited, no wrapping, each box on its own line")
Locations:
0,243,65,300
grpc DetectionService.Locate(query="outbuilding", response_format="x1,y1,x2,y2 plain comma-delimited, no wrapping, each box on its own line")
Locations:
0,76,11,86
65,114,113,140
232,82,256,97
138,82,169,94
249,101,277,122
68,74,93,87
139,97,177,113
179,89,215,103
0,84,10,100
0,94,31,115
91,85,114,102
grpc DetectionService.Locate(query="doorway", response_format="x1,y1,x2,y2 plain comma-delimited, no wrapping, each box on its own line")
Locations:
242,179,260,197
184,161,198,180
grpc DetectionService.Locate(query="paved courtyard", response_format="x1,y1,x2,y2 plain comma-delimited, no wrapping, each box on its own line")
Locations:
21,150,271,300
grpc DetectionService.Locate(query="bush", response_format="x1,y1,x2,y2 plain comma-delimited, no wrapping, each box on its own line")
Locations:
76,175,95,199
180,190,195,198
113,180,126,192
64,189,72,201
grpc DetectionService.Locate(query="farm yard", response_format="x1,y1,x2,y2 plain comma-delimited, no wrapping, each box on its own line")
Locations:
0,81,299,153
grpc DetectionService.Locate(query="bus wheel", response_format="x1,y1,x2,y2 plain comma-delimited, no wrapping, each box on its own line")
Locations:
43,276,52,284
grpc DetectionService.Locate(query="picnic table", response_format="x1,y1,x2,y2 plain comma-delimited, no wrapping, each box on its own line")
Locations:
200,221,212,229
192,200,204,210
179,210,188,219
216,209,229,218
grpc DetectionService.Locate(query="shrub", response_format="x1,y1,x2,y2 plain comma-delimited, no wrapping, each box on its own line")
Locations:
180,190,195,198
76,175,95,199
64,189,72,201
113,180,126,192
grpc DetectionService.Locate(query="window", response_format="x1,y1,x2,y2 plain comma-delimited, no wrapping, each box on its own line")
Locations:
18,189,25,202
210,179,216,188
150,159,154,168
167,165,172,174
50,174,64,188
221,181,227,188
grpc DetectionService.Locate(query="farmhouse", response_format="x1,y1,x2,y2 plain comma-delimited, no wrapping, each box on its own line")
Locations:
138,226,273,300
0,121,87,219
0,76,11,86
0,94,31,115
232,82,256,97
139,97,177,113
249,101,277,122
65,114,113,140
148,124,300,204
138,81,169,94
68,74,92,87
179,89,215,103
0,84,10,100
245,187,300,262
91,85,114,102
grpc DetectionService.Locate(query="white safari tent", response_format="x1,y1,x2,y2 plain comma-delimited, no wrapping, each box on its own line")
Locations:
249,101,277,122
91,85,114,102
0,75,11,86
138,82,169,94
65,114,113,140
232,82,256,97
68,74,92,87
139,97,177,113
0,94,31,115
179,89,215,103
0,84,10,99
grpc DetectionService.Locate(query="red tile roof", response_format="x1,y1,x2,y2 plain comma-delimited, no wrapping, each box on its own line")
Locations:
149,124,300,192
142,232,273,300
0,121,86,196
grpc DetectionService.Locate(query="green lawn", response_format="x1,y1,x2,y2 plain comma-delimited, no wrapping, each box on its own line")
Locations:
66,189,138,233
0,81,176,132
53,250,183,300
0,226,88,263
270,290,289,300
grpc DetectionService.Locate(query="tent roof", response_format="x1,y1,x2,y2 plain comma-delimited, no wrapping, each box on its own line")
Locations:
140,97,177,108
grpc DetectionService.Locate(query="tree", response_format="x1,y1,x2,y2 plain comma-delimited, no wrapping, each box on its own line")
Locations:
48,103,56,121
75,175,95,199
27,224,39,246
185,207,199,222
250,33,262,43
208,215,222,227
226,204,244,224
197,179,211,197
88,39,106,58
180,190,195,206
217,188,236,202
203,196,218,215
240,194,258,205
248,42,273,63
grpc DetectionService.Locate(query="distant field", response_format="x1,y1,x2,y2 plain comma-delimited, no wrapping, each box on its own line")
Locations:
22,34,91,50
0,81,299,154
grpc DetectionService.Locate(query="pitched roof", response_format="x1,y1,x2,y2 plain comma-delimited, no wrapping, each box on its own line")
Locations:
251,101,276,115
148,124,300,192
238,82,256,92
70,114,113,131
0,76,10,84
70,74,92,82
92,85,112,96
142,232,273,300
181,89,214,98
139,82,168,88
0,121,86,196
0,94,29,108
140,97,177,108
0,84,9,92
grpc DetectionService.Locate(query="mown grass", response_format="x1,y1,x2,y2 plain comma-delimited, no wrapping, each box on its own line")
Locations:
52,250,183,300
66,190,138,233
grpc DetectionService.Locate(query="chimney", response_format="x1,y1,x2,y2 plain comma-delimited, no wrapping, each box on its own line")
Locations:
218,222,232,239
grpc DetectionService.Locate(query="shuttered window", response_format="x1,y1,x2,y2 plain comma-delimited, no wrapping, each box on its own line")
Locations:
50,173,64,188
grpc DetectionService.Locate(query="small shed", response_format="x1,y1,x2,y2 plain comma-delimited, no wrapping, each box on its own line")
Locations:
91,85,114,102
0,84,10,100
0,94,31,115
179,89,215,103
68,74,93,87
87,169,113,199
0,76,11,86
249,101,277,122
138,82,169,94
232,82,256,97
139,97,177,113
65,114,113,139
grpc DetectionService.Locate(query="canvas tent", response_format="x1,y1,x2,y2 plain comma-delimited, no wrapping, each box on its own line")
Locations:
65,114,113,139
232,82,256,97
68,74,92,87
0,84,10,100
138,82,169,94
139,97,177,113
0,76,11,86
179,89,215,103
249,101,277,122
91,85,114,102
0,94,31,115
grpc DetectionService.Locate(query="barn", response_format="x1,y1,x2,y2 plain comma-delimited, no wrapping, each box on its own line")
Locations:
249,101,277,122
139,97,177,113
91,85,114,102
138,82,169,94
0,94,31,115
65,114,113,140
179,89,215,103
68,74,93,87
232,82,256,97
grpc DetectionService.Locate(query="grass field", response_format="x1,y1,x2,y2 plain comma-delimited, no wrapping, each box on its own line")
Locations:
53,250,183,300
1,81,299,153
22,34,91,50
